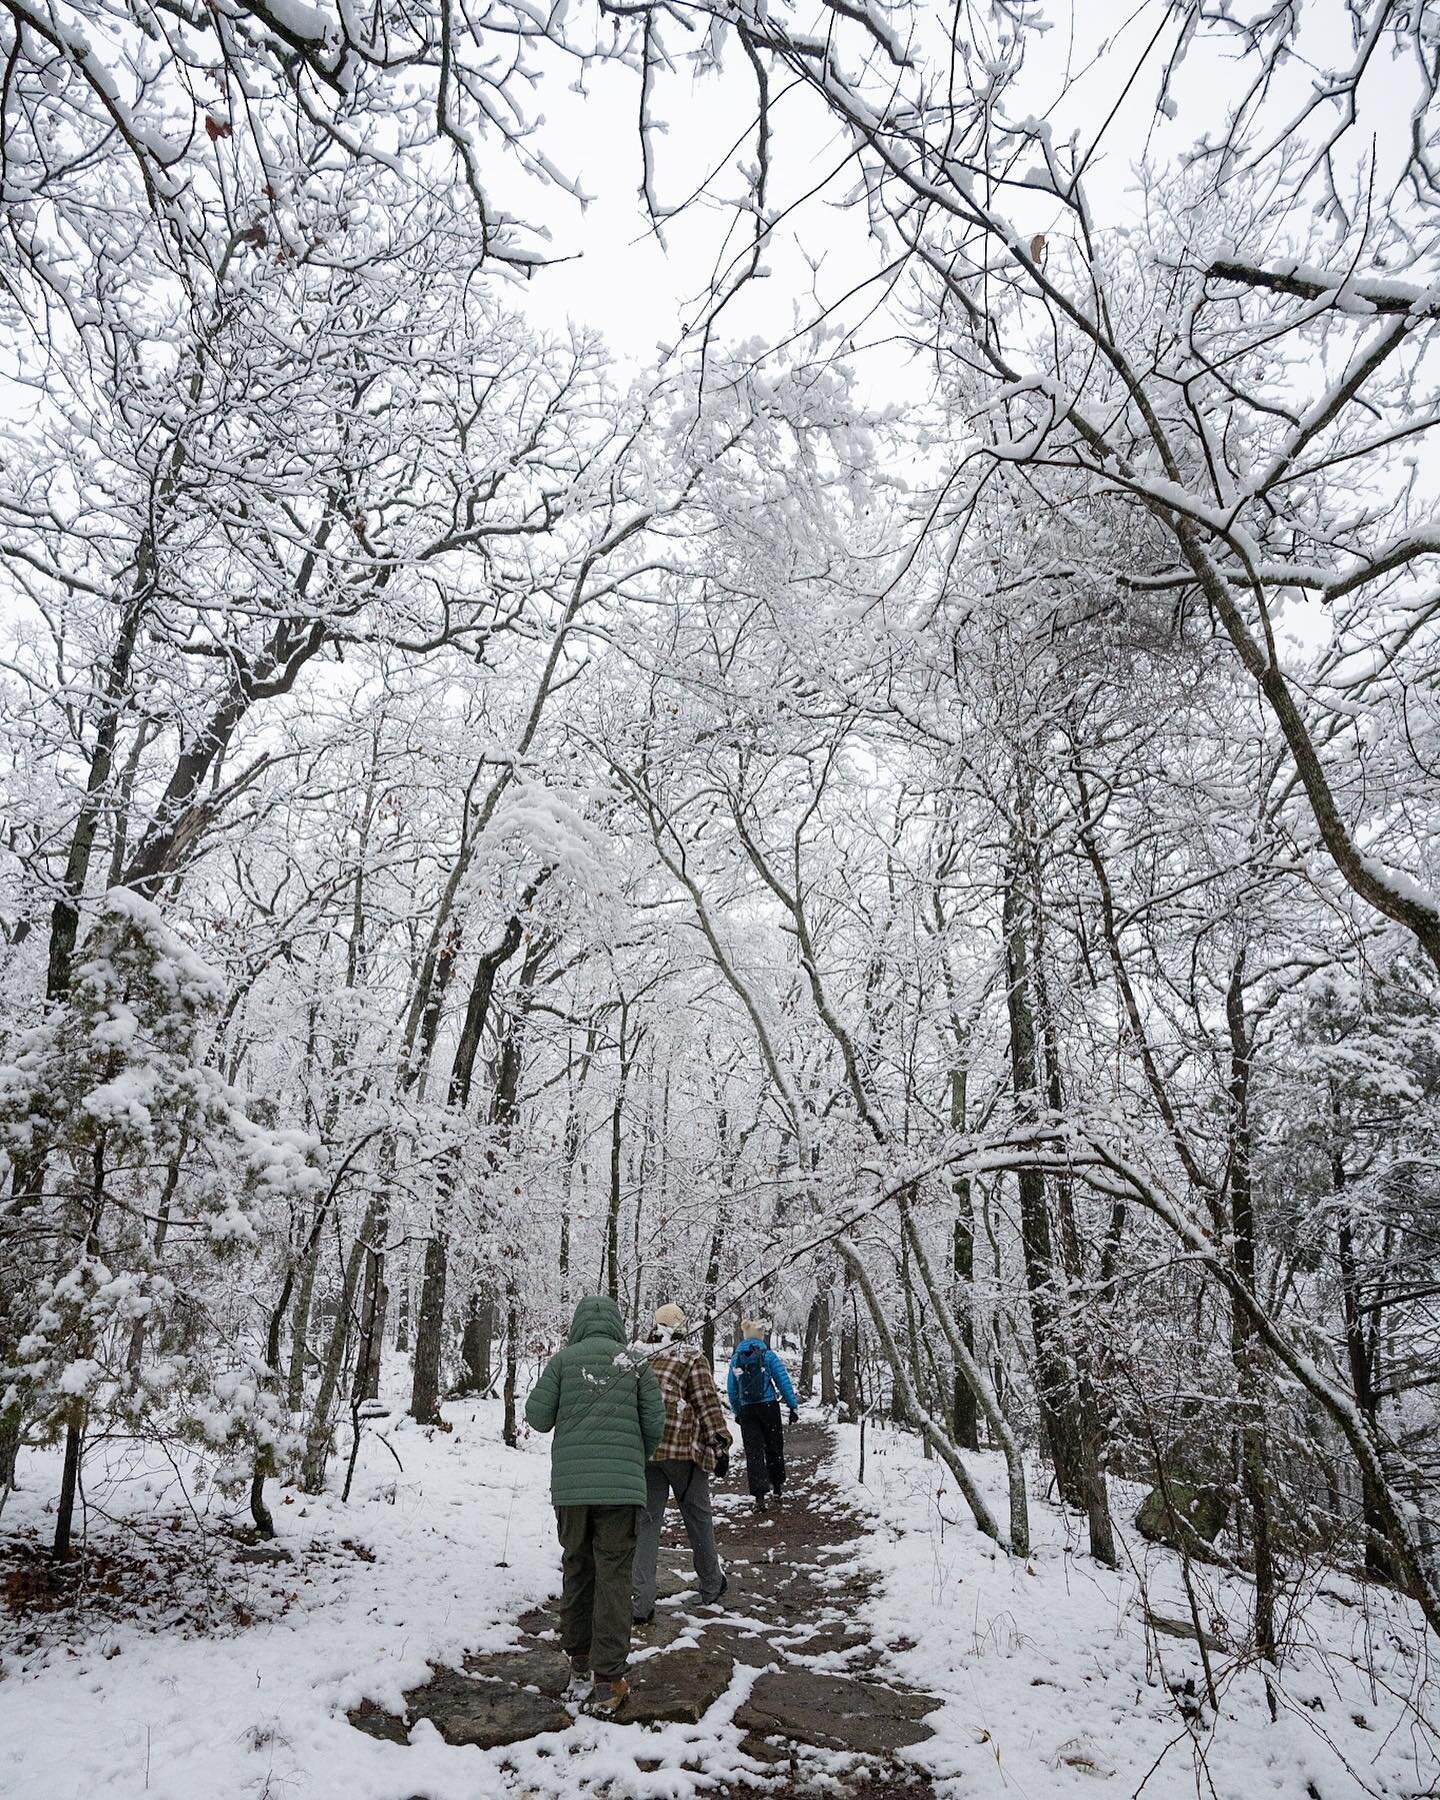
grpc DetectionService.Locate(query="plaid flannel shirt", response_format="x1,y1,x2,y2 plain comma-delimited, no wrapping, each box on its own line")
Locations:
646,1345,731,1471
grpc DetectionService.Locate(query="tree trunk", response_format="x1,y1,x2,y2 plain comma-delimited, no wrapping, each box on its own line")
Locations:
899,1225,924,1435
394,1249,410,1355
606,1092,623,1305
286,1233,320,1411
358,1262,387,1403
839,1266,859,1422
799,1291,822,1399
53,1411,85,1561
126,1142,185,1378
948,1069,981,1451
1227,955,1277,1689
301,1203,374,1494
838,1235,1009,1548
459,1290,496,1393
702,1213,724,1369
410,1234,449,1421
502,1279,520,1447
1031,915,1116,1567
1330,1090,1401,1584
819,1290,836,1407
1003,861,1089,1512
901,1202,1030,1556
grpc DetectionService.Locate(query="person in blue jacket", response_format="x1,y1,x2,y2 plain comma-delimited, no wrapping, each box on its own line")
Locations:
726,1317,799,1512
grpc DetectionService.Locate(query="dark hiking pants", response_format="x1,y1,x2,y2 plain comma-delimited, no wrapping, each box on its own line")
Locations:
738,1400,785,1499
632,1459,724,1620
555,1503,638,1681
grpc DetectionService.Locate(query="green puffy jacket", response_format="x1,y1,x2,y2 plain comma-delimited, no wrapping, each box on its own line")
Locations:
524,1295,664,1506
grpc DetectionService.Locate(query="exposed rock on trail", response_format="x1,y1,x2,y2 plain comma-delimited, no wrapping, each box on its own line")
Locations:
346,1421,940,1793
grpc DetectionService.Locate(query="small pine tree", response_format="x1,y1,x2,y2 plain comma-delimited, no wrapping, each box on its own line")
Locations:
0,890,319,1557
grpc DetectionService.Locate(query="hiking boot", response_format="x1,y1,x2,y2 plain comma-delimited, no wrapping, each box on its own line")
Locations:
581,1678,630,1718
700,1573,728,1607
754,1493,769,1514
565,1661,593,1700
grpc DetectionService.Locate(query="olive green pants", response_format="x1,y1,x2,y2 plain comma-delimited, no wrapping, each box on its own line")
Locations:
555,1503,638,1682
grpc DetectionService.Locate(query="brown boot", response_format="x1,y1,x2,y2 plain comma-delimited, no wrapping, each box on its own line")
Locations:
581,1677,630,1718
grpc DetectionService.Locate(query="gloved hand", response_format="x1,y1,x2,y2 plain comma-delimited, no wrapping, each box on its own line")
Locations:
714,1449,730,1480
788,1408,799,1427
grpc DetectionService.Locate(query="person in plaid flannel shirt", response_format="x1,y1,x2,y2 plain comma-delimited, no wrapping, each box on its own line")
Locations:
630,1303,732,1625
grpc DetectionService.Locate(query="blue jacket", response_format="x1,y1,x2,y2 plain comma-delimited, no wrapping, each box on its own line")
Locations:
727,1338,798,1414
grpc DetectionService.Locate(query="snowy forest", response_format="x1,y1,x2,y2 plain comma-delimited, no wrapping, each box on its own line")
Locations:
1,0,1438,1795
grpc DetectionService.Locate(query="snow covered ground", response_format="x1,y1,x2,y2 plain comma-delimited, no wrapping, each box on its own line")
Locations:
0,1391,566,1799
2,1387,1436,1799
826,1418,1440,1799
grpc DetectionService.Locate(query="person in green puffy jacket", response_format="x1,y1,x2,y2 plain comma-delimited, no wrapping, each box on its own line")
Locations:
525,1294,664,1715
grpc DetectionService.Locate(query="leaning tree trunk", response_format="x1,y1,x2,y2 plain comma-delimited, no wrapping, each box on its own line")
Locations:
901,1203,1030,1556
301,1202,375,1494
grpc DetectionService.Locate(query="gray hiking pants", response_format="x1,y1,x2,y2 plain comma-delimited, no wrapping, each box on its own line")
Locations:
555,1503,638,1682
631,1459,724,1619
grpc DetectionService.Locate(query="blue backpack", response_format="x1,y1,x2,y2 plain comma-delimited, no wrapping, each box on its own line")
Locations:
735,1341,769,1407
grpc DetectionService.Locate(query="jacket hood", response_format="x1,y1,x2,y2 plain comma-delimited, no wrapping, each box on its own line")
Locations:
567,1294,626,1346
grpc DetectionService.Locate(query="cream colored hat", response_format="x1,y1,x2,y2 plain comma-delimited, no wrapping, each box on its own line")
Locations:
654,1303,687,1332
740,1318,768,1340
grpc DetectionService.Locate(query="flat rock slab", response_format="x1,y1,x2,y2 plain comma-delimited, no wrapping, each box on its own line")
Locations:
516,1603,559,1637
462,1644,572,1697
620,1645,735,1725
347,1700,409,1745
735,1669,937,1758
631,1610,696,1649
701,1623,778,1670
783,1620,876,1660
403,1667,571,1748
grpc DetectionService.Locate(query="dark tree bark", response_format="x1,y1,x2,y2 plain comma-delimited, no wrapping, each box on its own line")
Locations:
799,1291,823,1399
126,1142,185,1378
409,896,538,1424
557,1027,596,1313
1227,955,1278,1692
1329,1087,1401,1583
53,1412,85,1562
1003,862,1089,1513
458,1290,497,1394
839,1266,859,1421
502,1278,521,1448
819,1289,836,1407
949,1069,981,1451
606,1089,624,1306
1030,902,1116,1567
300,1202,374,1494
